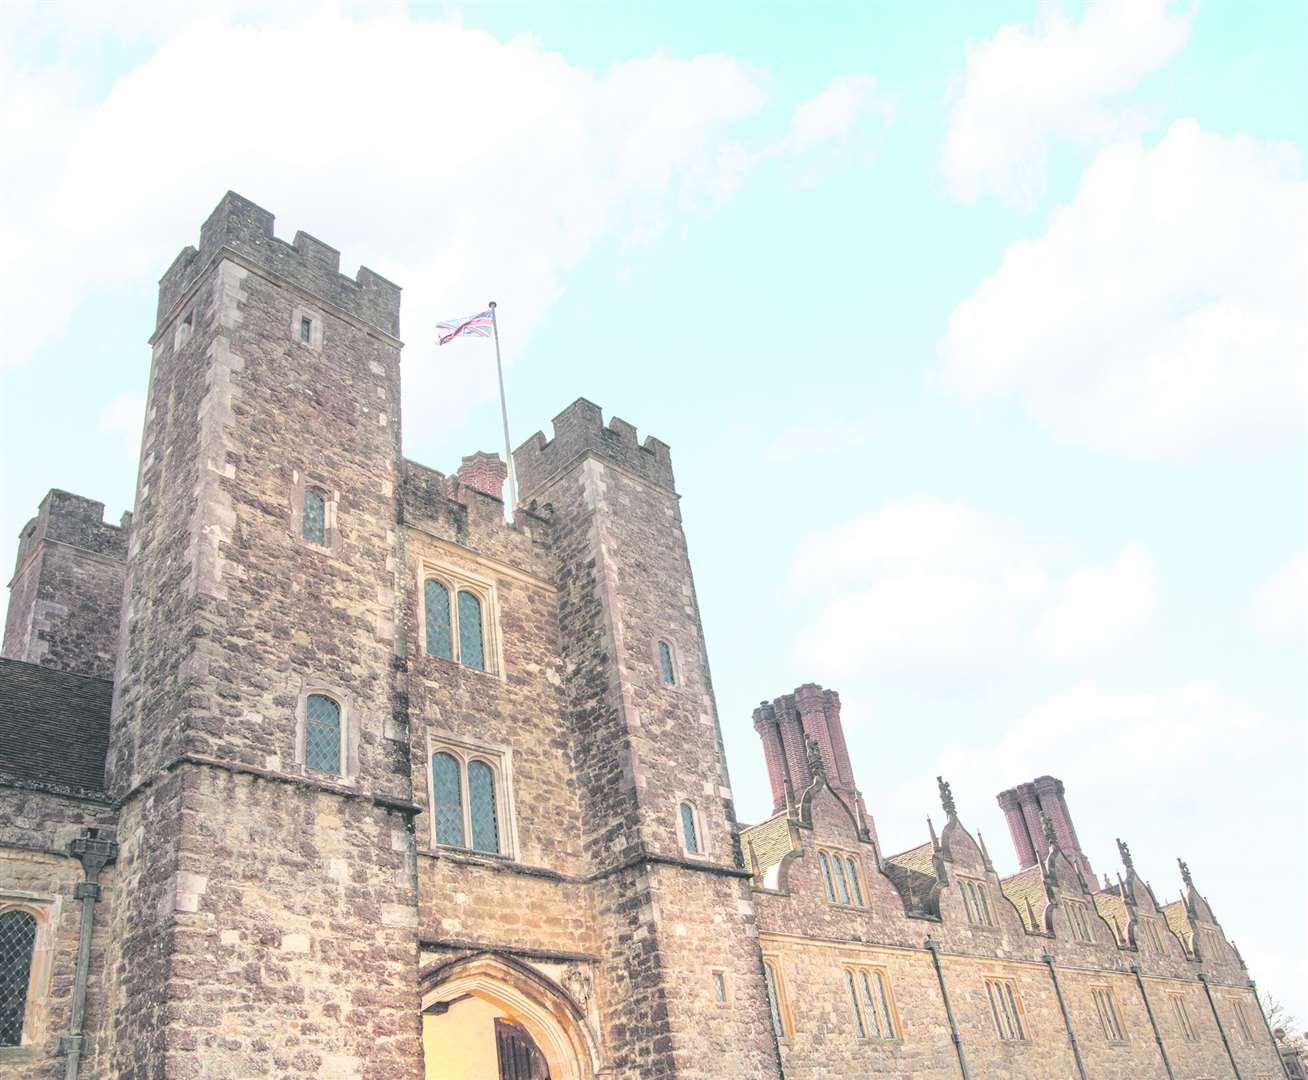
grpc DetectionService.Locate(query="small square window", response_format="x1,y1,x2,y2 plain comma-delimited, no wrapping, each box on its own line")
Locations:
300,316,312,343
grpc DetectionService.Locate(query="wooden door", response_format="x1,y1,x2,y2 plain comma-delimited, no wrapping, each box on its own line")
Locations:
495,1018,551,1080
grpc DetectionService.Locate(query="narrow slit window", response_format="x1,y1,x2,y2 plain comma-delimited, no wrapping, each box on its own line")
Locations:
657,640,676,684
300,316,312,343
977,883,994,926
986,978,1027,1041
1092,988,1125,1041
859,971,883,1037
457,590,485,671
763,961,787,1038
304,693,341,775
302,489,326,545
1171,995,1198,1041
432,752,465,847
0,909,37,1047
680,802,700,855
832,854,851,905
467,760,500,854
424,580,453,660
712,972,727,1003
874,970,897,1037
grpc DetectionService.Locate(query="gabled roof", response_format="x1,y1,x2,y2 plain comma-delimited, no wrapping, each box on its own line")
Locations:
1001,865,1047,931
0,657,112,798
1093,890,1130,946
1162,899,1194,951
885,841,937,879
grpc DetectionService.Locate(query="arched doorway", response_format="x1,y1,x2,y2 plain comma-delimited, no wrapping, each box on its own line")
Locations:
420,953,598,1080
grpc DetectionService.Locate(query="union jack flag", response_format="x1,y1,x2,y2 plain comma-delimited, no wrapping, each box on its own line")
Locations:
437,309,494,345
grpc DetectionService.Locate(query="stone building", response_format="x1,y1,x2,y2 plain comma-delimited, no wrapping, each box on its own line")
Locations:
0,192,1288,1079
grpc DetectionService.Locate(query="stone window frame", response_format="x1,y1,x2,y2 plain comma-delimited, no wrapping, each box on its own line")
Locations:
0,892,60,1054
1140,916,1166,955
841,964,902,1042
761,955,794,1041
417,558,504,680
1226,995,1256,1044
818,846,866,909
651,636,680,687
709,969,730,1006
173,305,196,351
289,470,339,554
293,683,359,783
1090,984,1128,1043
1168,991,1199,1041
1064,898,1095,944
424,731,519,861
675,798,708,860
958,875,996,928
984,977,1030,1042
1201,927,1224,961
290,303,325,353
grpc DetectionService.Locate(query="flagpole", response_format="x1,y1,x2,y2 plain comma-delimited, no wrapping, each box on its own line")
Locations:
488,301,519,511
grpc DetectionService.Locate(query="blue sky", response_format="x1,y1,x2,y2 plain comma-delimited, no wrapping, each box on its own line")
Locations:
2,0,1304,1016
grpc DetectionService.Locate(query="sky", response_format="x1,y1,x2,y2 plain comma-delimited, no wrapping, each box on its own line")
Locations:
1,0,1305,1019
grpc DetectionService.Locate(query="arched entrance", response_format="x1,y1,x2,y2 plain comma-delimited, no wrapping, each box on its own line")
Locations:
420,953,598,1080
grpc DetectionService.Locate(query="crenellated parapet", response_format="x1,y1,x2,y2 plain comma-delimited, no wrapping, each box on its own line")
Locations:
156,191,401,336
513,398,674,501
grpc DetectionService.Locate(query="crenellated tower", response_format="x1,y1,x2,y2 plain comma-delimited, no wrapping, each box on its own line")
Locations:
102,192,420,1078
514,400,784,1080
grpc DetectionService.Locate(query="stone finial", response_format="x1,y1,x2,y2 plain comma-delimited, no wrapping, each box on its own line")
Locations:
928,815,939,850
936,776,957,818
1040,811,1058,849
805,734,825,777
1178,858,1193,888
1117,837,1134,872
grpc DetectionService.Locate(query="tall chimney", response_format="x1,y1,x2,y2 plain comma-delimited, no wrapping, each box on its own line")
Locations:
455,451,508,500
996,775,1094,884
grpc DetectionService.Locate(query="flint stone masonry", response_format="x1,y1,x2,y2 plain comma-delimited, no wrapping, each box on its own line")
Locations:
0,192,1287,1080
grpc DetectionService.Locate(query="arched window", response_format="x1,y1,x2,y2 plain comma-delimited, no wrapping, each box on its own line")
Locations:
818,851,836,902
680,802,700,855
846,856,864,907
457,591,485,671
424,580,453,660
845,970,867,1038
976,882,994,926
763,959,790,1039
467,760,499,854
432,752,466,848
304,694,341,775
832,854,852,905
657,640,676,685
0,909,37,1047
302,489,326,545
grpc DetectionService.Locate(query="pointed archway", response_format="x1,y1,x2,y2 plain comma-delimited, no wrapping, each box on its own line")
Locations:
420,953,599,1080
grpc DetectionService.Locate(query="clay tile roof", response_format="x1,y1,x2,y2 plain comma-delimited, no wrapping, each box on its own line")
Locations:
0,657,111,798
1001,865,1048,931
1093,891,1129,945
1162,899,1193,950
886,841,938,880
740,813,794,877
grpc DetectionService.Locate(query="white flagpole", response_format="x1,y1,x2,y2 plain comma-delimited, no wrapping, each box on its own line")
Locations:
488,301,519,510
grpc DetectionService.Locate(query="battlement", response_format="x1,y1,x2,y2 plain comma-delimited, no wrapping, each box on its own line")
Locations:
157,191,402,337
12,490,131,576
514,398,674,500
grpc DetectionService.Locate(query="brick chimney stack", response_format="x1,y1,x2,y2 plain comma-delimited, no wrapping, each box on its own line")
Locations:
997,775,1094,884
753,684,873,842
456,451,508,500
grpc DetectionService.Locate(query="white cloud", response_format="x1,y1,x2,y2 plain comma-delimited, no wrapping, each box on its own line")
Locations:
98,391,147,460
1247,552,1307,642
762,416,875,461
939,120,1306,460
942,0,1191,205
0,9,779,439
785,74,893,154
790,498,1155,688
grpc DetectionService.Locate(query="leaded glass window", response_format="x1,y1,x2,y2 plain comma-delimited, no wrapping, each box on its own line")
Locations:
859,971,883,1037
846,856,864,906
457,591,485,670
432,752,465,847
424,580,453,660
680,802,700,854
874,971,897,1037
818,851,836,902
832,853,851,904
302,489,326,545
657,640,675,684
763,962,785,1038
845,970,866,1038
468,760,499,854
0,909,37,1047
304,694,341,775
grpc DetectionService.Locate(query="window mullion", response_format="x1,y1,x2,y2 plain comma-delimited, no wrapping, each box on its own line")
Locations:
461,760,473,847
